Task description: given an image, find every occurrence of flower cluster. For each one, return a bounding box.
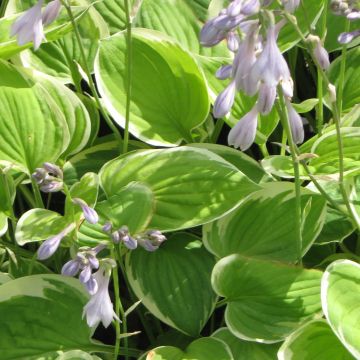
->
[11,0,61,50]
[104,223,167,252]
[200,0,330,151]
[32,162,63,193]
[331,0,360,43]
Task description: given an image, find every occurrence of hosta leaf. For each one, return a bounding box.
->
[321,260,360,359]
[0,61,69,172]
[0,274,110,359]
[100,147,260,231]
[15,209,69,245]
[95,28,210,146]
[135,0,228,57]
[278,320,354,360]
[212,254,322,342]
[126,233,217,336]
[140,337,233,360]
[212,328,280,360]
[97,182,155,234]
[204,182,327,262]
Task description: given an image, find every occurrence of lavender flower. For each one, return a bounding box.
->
[257,83,277,115]
[228,105,258,151]
[213,81,236,118]
[111,226,138,250]
[338,29,360,44]
[281,0,300,13]
[249,24,293,98]
[37,223,75,260]
[285,99,304,144]
[42,0,61,26]
[32,162,63,193]
[308,35,330,70]
[62,244,105,294]
[216,65,233,80]
[137,230,167,252]
[83,260,119,328]
[11,0,61,50]
[72,198,99,225]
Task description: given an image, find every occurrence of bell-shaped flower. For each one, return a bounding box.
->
[338,29,360,44]
[11,0,45,50]
[281,0,300,13]
[257,83,276,115]
[72,198,99,224]
[213,81,236,118]
[138,230,167,252]
[83,261,119,328]
[285,99,304,144]
[42,0,61,26]
[111,226,138,250]
[233,25,258,95]
[228,105,258,151]
[216,65,233,80]
[62,244,105,295]
[249,24,293,98]
[37,223,75,260]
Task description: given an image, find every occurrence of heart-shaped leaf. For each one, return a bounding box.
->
[126,233,217,336]
[212,254,323,342]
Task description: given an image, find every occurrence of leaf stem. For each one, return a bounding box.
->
[31,178,44,208]
[276,91,303,264]
[61,1,123,146]
[111,248,125,360]
[122,0,133,154]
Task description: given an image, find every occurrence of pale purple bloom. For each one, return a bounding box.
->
[241,0,260,15]
[347,10,360,20]
[37,223,75,260]
[338,29,360,44]
[11,0,61,50]
[213,81,236,118]
[111,226,138,250]
[137,230,167,252]
[62,244,105,295]
[281,0,300,12]
[32,162,63,193]
[309,36,330,70]
[83,261,119,328]
[11,0,44,50]
[227,0,242,16]
[285,99,304,144]
[42,0,61,26]
[200,18,227,46]
[257,83,276,115]
[233,25,258,95]
[216,65,233,80]
[102,221,112,233]
[228,105,258,151]
[227,32,239,52]
[249,25,293,98]
[72,198,99,224]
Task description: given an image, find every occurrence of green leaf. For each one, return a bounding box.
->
[0,274,110,359]
[55,350,102,360]
[315,208,354,245]
[212,327,280,360]
[70,172,99,207]
[8,256,52,278]
[97,182,155,234]
[327,47,360,113]
[15,209,69,245]
[100,147,260,231]
[0,212,8,236]
[278,320,354,360]
[204,182,327,262]
[261,155,310,179]
[321,260,360,359]
[0,61,69,172]
[140,337,233,360]
[0,6,85,59]
[135,0,228,57]
[126,233,217,336]
[292,99,319,114]
[95,28,210,146]
[212,254,322,342]
[188,143,268,183]
[0,273,12,285]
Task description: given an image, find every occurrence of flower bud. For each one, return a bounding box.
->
[213,81,236,118]
[216,65,233,80]
[73,198,99,225]
[285,99,304,144]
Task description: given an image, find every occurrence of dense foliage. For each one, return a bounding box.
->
[0,0,360,359]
